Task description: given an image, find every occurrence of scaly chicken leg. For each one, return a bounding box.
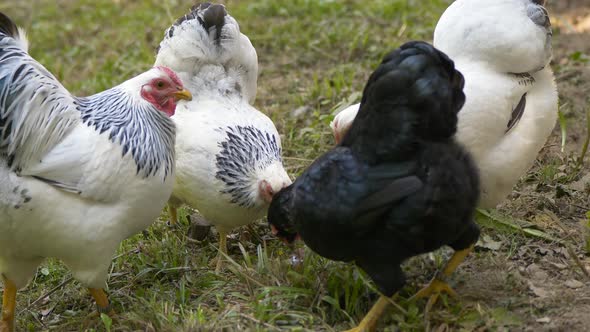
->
[410,244,475,312]
[214,229,228,273]
[167,205,178,226]
[88,288,114,315]
[0,275,16,332]
[343,296,393,332]
[208,227,230,273]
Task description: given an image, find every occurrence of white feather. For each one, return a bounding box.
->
[15,26,28,52]
[330,103,360,144]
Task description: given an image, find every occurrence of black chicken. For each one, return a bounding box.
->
[268,41,480,331]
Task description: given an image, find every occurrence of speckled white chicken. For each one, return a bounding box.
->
[330,0,557,209]
[0,12,191,332]
[155,3,291,271]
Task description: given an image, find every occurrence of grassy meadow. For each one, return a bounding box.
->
[0,0,589,331]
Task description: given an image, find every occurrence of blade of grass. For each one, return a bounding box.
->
[578,107,590,165]
[558,108,568,153]
[476,209,561,243]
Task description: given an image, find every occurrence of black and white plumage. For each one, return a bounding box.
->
[155,3,291,270]
[330,0,557,208]
[0,12,191,331]
[215,125,283,208]
[269,42,480,332]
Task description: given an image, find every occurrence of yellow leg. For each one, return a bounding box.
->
[167,205,178,225]
[1,276,17,332]
[214,229,228,273]
[343,296,392,332]
[88,288,114,316]
[410,245,475,312]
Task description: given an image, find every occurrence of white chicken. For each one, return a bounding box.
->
[0,12,191,332]
[155,3,291,271]
[330,0,557,208]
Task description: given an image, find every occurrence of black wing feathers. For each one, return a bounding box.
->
[356,176,422,216]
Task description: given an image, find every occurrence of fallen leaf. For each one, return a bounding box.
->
[565,279,584,289]
[536,317,551,324]
[549,262,568,270]
[476,235,502,251]
[570,173,590,192]
[40,307,53,317]
[528,281,549,298]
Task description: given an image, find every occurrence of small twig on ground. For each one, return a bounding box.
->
[21,276,74,314]
[238,313,281,331]
[578,107,590,166]
[112,248,140,261]
[566,244,590,281]
[558,109,568,153]
[283,157,314,162]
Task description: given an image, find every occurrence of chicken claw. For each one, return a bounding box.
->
[410,245,475,312]
[342,296,392,332]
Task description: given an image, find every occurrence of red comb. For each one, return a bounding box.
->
[155,66,183,87]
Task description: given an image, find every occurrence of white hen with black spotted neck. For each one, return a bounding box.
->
[155,3,291,271]
[0,11,191,331]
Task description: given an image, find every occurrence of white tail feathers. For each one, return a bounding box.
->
[154,4,258,104]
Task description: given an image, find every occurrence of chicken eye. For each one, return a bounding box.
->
[156,81,166,89]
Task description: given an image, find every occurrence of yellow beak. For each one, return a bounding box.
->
[173,88,192,101]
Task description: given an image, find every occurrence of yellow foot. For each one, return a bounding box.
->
[167,205,178,226]
[1,275,17,332]
[343,327,368,332]
[341,296,391,332]
[210,229,228,273]
[410,276,457,313]
[0,320,13,332]
[88,288,115,316]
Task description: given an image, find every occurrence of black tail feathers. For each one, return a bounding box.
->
[0,12,18,39]
[167,3,227,44]
[200,3,226,41]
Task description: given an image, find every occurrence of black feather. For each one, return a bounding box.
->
[0,12,18,39]
[506,93,526,133]
[201,4,226,45]
[267,41,480,297]
[168,3,227,45]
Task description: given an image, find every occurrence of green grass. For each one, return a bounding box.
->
[1,0,588,331]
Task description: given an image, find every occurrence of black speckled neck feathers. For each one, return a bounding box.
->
[77,89,176,179]
[215,125,281,208]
